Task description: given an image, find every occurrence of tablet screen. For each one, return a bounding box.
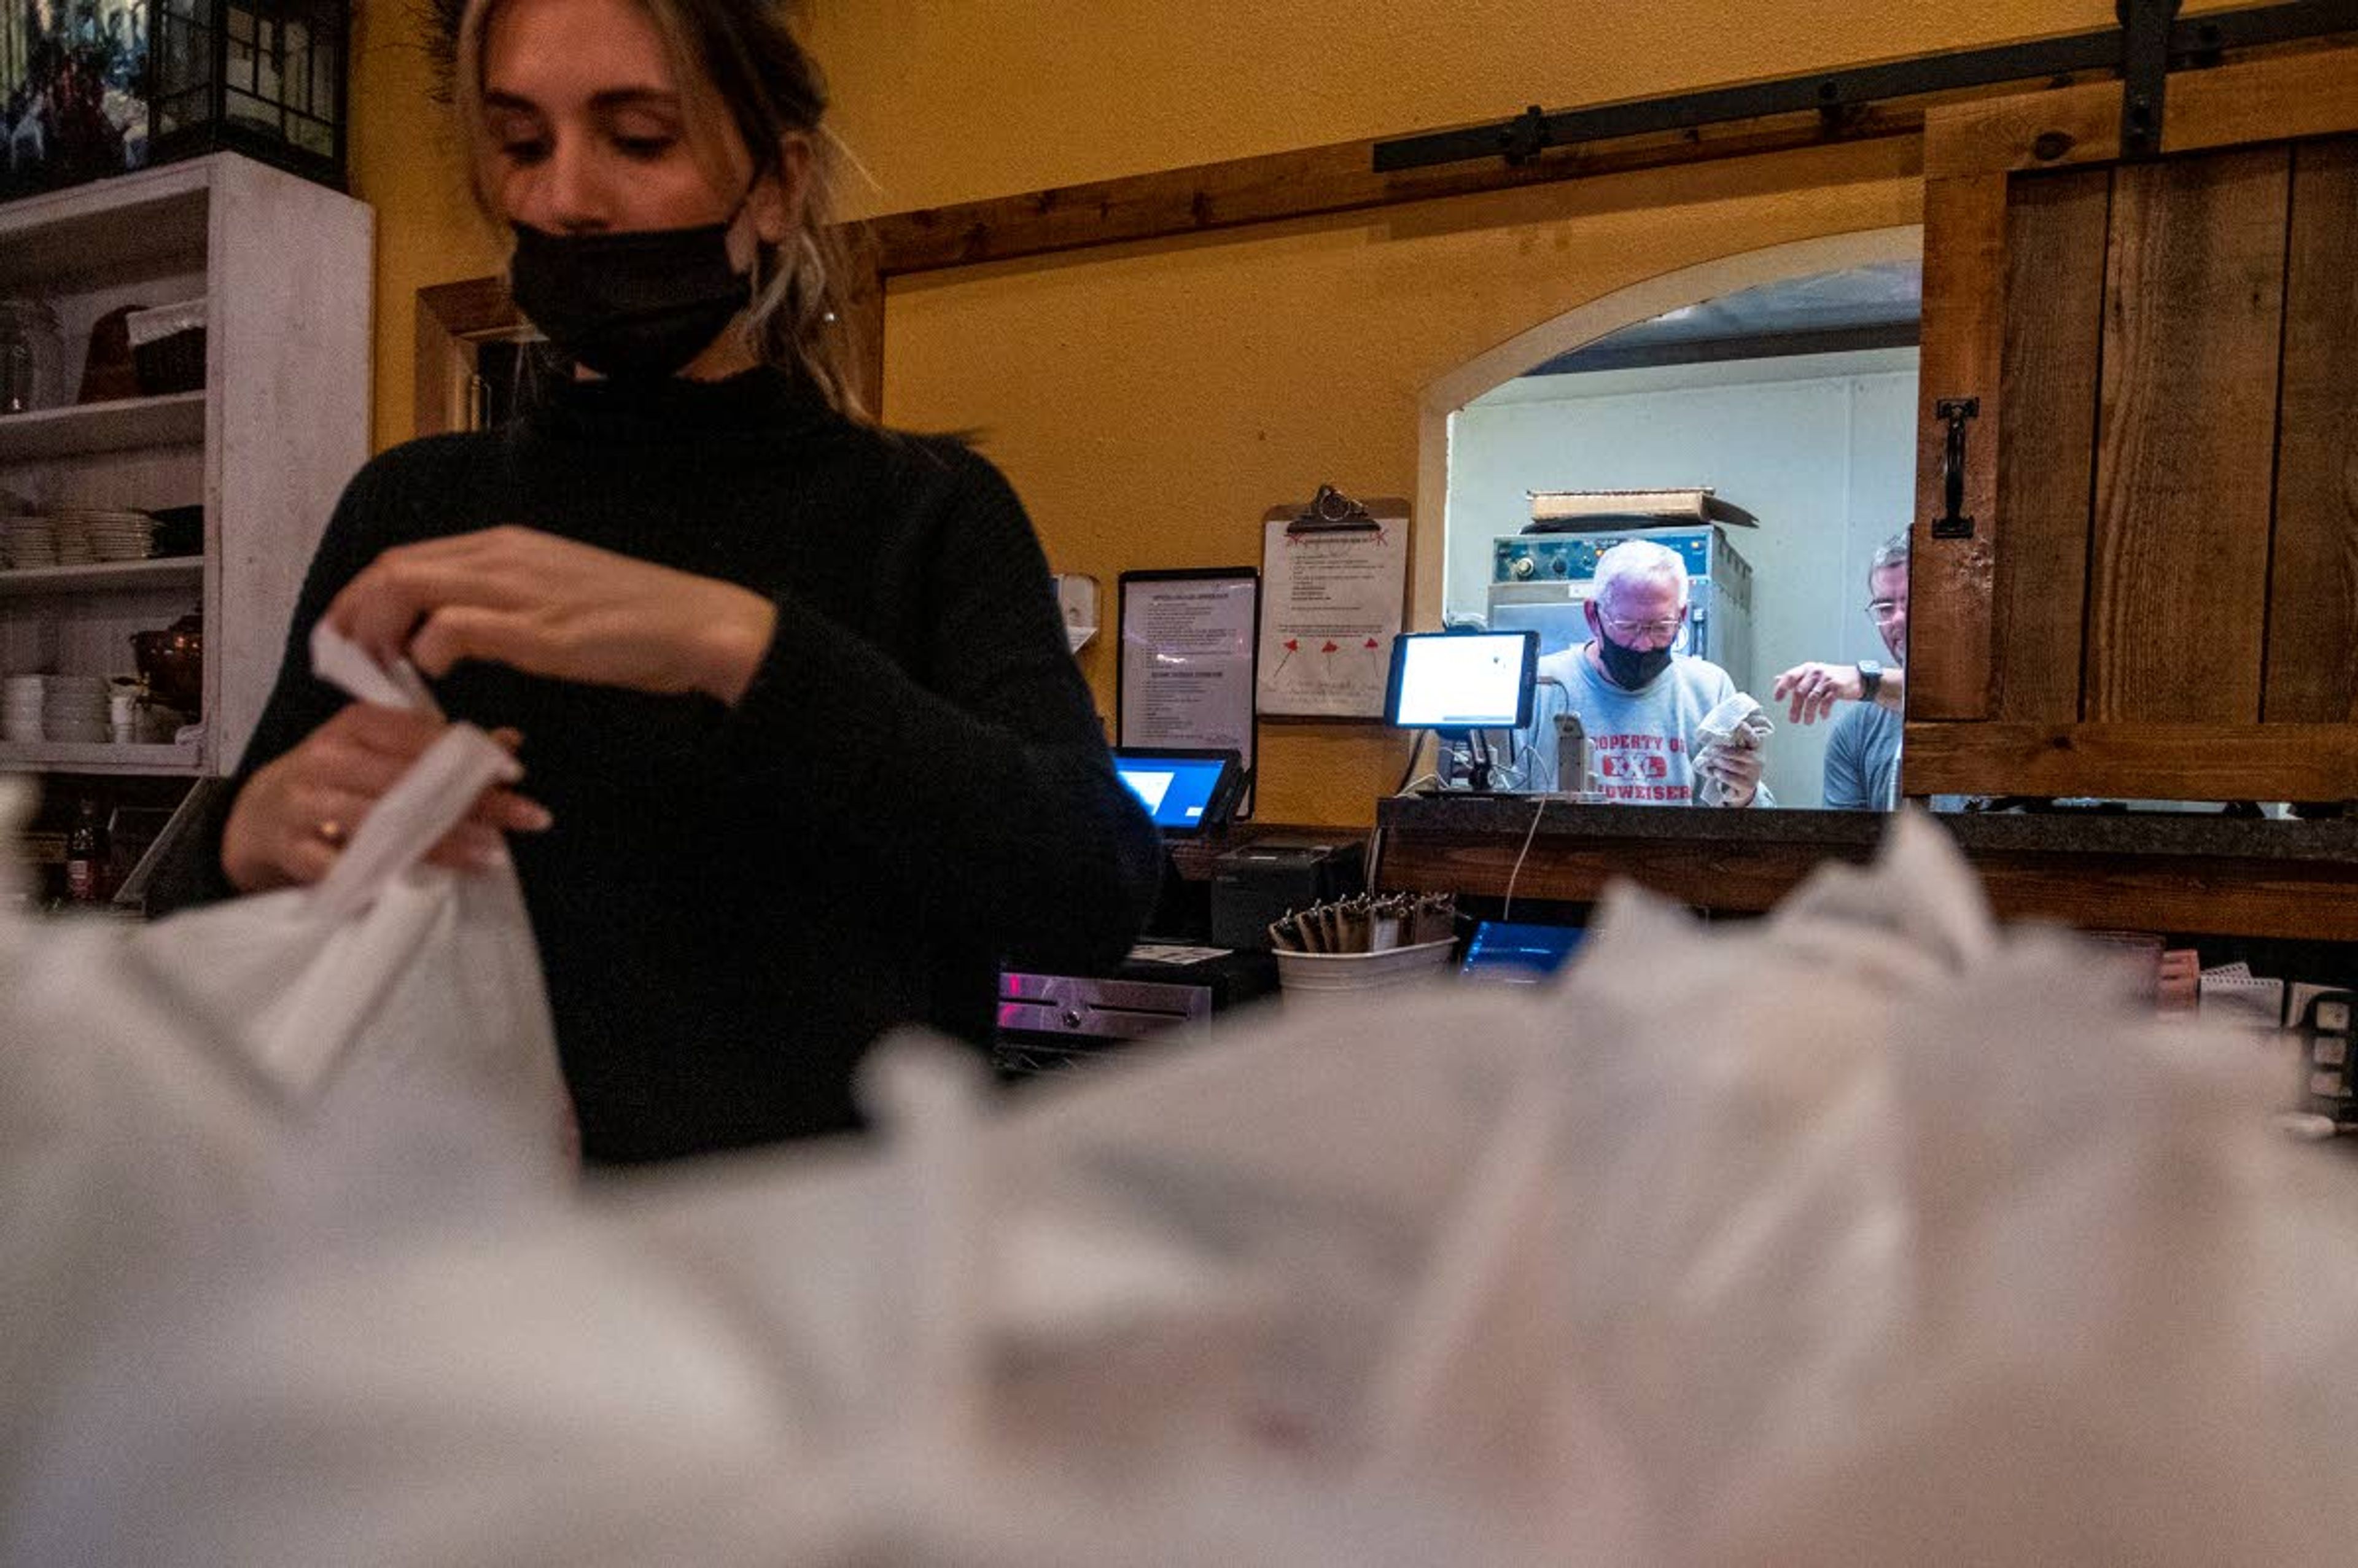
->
[1385,631,1538,729]
[1113,750,1240,833]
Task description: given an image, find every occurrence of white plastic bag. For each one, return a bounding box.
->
[133,624,570,1127]
[4,1030,1581,1568]
[0,627,569,1503]
[17,812,2358,1566]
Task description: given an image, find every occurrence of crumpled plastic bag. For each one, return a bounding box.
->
[0,627,570,1505]
[13,812,2358,1566]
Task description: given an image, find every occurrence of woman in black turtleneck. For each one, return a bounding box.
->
[204,0,1160,1164]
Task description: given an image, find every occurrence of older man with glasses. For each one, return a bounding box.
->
[1514,538,1769,805]
[1772,534,1911,810]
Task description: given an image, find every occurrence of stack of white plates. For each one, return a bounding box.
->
[47,514,93,566]
[68,510,158,562]
[41,675,110,743]
[1,516,56,570]
[3,675,47,741]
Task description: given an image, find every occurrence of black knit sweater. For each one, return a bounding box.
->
[206,367,1161,1163]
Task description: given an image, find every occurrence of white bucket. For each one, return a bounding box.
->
[1274,938,1457,1003]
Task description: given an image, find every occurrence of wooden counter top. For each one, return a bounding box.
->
[1372,798,2358,940]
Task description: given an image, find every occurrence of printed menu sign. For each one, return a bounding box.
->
[1116,570,1259,793]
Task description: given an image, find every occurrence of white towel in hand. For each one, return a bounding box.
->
[1694,692,1773,807]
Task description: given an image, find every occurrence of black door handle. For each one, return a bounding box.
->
[1933,396,1979,539]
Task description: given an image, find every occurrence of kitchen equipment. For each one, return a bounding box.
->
[994,946,1277,1077]
[0,299,65,414]
[131,611,204,718]
[1487,523,1757,694]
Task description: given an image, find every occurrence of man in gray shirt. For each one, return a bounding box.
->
[1773,534,1909,810]
[1515,540,1768,805]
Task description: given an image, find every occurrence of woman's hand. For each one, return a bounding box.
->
[221,704,551,893]
[325,526,779,705]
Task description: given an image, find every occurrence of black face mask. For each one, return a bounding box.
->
[508,219,749,382]
[1593,627,1673,689]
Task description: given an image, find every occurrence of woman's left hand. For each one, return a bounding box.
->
[325,526,779,704]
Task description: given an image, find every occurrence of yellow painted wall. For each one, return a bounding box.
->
[801,0,2134,216]
[348,0,2184,824]
[350,0,505,450]
[881,142,1922,822]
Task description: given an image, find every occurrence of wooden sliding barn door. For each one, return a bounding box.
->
[1904,47,2358,801]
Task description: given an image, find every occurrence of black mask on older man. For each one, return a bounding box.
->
[508,219,749,382]
[1593,627,1674,689]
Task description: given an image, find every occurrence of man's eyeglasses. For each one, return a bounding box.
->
[1598,615,1685,642]
[1866,599,1905,624]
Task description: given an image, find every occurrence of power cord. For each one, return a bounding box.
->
[1393,729,1428,796]
[1501,795,1550,922]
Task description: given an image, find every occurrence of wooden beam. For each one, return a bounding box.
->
[862,92,1985,278]
[1902,721,2358,799]
[1923,74,2123,177]
[1923,44,2358,177]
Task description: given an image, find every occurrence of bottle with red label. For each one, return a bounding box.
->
[64,797,108,905]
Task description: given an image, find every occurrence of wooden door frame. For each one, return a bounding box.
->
[1905,45,2358,797]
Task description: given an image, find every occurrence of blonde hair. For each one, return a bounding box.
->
[453,0,870,421]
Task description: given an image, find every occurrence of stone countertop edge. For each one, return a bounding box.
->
[1373,796,2358,864]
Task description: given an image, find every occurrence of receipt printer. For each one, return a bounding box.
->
[1210,836,1366,950]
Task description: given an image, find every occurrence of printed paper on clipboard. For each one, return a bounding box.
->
[1257,487,1409,718]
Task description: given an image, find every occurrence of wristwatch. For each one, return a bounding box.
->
[1856,659,1884,701]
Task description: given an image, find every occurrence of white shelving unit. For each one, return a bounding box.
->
[0,557,205,597]
[0,154,374,782]
[0,391,208,463]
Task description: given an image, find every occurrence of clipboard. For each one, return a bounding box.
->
[1258,486,1410,720]
[1283,484,1389,534]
